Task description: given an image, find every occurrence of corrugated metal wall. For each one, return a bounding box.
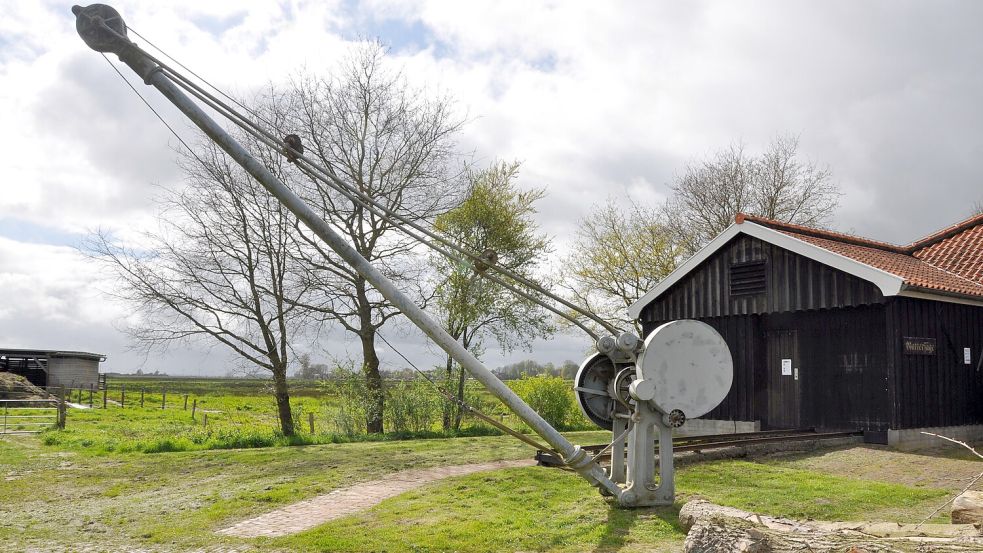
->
[887,297,983,429]
[641,234,885,324]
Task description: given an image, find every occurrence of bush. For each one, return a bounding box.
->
[330,364,369,436]
[385,377,442,433]
[510,375,577,429]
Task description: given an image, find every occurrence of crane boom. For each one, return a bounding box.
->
[71,3,623,498]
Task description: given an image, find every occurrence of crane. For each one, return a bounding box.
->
[70,3,733,507]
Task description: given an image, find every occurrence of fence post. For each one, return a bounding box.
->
[89,384,93,408]
[161,390,166,410]
[183,394,188,410]
[309,412,315,434]
[77,388,82,403]
[203,412,207,427]
[121,384,125,408]
[140,388,145,408]
[102,386,107,409]
[57,386,66,429]
[191,398,197,420]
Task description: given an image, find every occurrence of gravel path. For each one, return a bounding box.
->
[216,459,536,538]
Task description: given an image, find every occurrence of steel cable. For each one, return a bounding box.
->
[95,16,622,339]
[122,25,620,337]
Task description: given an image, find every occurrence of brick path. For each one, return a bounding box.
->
[216,459,536,538]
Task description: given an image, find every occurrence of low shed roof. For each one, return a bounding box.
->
[0,349,107,362]
[628,212,983,319]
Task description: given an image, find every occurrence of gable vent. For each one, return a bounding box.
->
[730,260,766,296]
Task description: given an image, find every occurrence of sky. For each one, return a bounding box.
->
[1,0,982,376]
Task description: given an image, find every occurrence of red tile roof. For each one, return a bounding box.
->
[737,213,983,299]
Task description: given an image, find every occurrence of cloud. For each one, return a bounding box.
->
[3,1,983,375]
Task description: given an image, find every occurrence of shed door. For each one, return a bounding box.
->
[765,330,800,429]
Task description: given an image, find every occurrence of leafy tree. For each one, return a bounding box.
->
[296,353,330,380]
[559,360,579,380]
[433,161,554,429]
[564,200,682,335]
[664,134,840,254]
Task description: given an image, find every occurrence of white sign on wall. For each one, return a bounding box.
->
[781,358,792,376]
[965,348,972,365]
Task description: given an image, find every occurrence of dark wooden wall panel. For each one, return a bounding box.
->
[644,304,890,431]
[640,234,885,324]
[642,315,758,422]
[886,298,983,429]
[763,307,889,430]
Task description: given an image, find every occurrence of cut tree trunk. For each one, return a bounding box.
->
[679,499,983,553]
[952,491,983,525]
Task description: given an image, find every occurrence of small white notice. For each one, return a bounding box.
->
[965,348,972,365]
[781,358,792,376]
[794,367,799,380]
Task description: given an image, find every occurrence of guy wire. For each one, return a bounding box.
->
[102,29,622,338]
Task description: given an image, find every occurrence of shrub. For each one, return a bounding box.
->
[384,377,441,433]
[330,364,369,436]
[510,375,577,429]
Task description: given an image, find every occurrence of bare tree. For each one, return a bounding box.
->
[564,200,683,335]
[664,134,839,254]
[84,138,312,436]
[283,44,463,433]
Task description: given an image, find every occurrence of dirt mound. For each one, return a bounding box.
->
[0,372,50,400]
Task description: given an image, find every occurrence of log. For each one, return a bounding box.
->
[952,491,983,525]
[679,499,983,553]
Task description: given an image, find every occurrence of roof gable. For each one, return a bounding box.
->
[628,213,983,319]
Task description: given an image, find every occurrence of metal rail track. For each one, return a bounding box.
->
[535,428,863,467]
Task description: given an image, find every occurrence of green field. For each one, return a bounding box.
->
[47,375,590,454]
[1,376,970,552]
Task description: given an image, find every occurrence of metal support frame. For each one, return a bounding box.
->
[72,4,623,499]
[622,406,674,506]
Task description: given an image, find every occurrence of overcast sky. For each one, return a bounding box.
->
[1,1,981,376]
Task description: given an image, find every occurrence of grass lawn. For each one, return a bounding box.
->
[45,392,335,453]
[0,430,952,553]
[45,376,591,454]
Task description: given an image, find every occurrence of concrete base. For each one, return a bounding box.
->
[676,418,760,436]
[888,424,983,450]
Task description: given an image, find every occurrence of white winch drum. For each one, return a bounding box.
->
[636,320,734,420]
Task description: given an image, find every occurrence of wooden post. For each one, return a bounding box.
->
[191,398,197,420]
[57,386,66,429]
[309,412,315,434]
[140,388,145,408]
[77,388,82,403]
[88,384,93,408]
[183,394,188,410]
[102,386,107,409]
[203,413,207,427]
[161,390,166,410]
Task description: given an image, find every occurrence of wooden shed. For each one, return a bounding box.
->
[0,349,106,389]
[629,213,983,446]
